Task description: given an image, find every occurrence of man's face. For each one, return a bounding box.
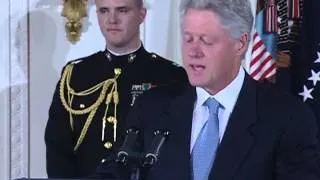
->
[95,0,146,48]
[182,8,245,94]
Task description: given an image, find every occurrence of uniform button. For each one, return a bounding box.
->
[101,158,106,163]
[80,104,85,108]
[107,116,116,124]
[152,54,157,58]
[114,68,122,75]
[104,142,113,149]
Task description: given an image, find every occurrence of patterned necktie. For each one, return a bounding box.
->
[192,97,220,180]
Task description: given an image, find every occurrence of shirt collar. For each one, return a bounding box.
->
[195,67,245,111]
[107,42,142,56]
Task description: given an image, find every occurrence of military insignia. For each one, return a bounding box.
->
[130,83,155,106]
[130,93,139,107]
[106,52,112,61]
[128,54,136,63]
[142,83,152,91]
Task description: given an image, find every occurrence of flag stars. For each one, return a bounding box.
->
[300,51,320,102]
[299,85,314,102]
[308,70,320,86]
[314,51,320,63]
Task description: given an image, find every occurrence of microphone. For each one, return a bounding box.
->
[116,128,140,165]
[141,129,170,168]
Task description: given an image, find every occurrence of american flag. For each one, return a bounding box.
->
[249,30,277,80]
[249,0,277,81]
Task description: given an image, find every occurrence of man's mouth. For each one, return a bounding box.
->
[107,28,121,32]
[190,64,205,72]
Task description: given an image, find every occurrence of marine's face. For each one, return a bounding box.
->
[182,8,244,94]
[95,0,146,48]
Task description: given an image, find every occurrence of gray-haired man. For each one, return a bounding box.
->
[110,0,320,179]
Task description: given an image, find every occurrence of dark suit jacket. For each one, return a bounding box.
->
[126,75,320,180]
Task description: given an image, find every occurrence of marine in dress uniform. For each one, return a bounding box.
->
[45,44,188,178]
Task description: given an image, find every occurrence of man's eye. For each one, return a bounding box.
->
[183,34,193,43]
[200,36,214,45]
[99,8,108,14]
[119,8,129,13]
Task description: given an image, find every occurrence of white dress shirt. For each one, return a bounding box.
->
[190,67,245,153]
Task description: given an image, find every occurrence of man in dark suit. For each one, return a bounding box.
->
[120,0,320,179]
[44,0,187,178]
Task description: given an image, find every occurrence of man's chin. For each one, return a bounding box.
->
[188,78,206,87]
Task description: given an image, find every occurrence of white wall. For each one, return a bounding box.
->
[144,0,183,63]
[0,1,11,179]
[0,0,10,92]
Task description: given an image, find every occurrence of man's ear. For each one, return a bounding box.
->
[139,8,147,24]
[236,33,249,56]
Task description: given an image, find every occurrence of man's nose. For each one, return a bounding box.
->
[108,12,118,24]
[188,43,204,58]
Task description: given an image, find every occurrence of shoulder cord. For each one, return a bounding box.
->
[59,64,121,151]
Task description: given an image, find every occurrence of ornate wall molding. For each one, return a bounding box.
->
[9,0,30,179]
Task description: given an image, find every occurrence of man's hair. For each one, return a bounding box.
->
[180,0,253,41]
[136,0,143,8]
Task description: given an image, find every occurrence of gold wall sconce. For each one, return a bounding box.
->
[61,0,88,44]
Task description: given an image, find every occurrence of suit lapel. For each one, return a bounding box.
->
[210,75,257,180]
